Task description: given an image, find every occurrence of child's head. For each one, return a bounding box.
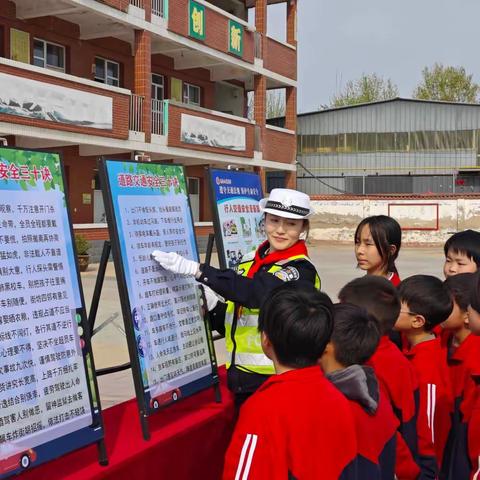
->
[468,272,480,335]
[320,303,380,373]
[354,215,402,276]
[396,275,453,334]
[443,230,480,278]
[258,282,334,369]
[443,273,475,332]
[338,276,400,335]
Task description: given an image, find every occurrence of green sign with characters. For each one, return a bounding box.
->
[189,0,205,41]
[228,19,244,57]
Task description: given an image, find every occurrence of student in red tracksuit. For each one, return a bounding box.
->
[354,215,402,286]
[466,273,480,479]
[395,275,454,473]
[443,230,480,278]
[442,273,480,478]
[223,283,357,480]
[339,276,437,479]
[321,303,399,479]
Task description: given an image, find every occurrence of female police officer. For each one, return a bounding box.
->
[152,188,321,404]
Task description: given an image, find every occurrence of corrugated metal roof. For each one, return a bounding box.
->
[297,97,480,118]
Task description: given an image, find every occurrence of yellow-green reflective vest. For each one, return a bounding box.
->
[225,253,321,375]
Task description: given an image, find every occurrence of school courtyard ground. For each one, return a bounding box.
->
[83,242,446,409]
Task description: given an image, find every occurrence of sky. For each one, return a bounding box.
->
[266,0,480,113]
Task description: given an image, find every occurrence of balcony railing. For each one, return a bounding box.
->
[151,99,166,135]
[129,0,143,7]
[152,0,166,18]
[129,94,144,132]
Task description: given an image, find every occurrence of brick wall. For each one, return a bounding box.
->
[168,103,255,157]
[185,164,212,221]
[264,37,297,80]
[0,63,130,139]
[98,0,130,12]
[168,0,254,63]
[263,128,296,164]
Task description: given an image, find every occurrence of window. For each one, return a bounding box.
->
[183,82,200,106]
[94,57,120,86]
[151,74,164,101]
[358,133,377,152]
[33,38,65,72]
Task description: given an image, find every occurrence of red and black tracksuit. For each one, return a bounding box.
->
[442,332,480,479]
[404,337,453,472]
[327,364,399,479]
[223,366,357,480]
[469,372,480,479]
[368,336,438,479]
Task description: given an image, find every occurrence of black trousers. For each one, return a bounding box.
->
[227,365,270,408]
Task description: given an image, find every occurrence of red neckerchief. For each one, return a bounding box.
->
[246,240,308,278]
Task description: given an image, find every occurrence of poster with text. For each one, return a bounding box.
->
[99,159,218,421]
[0,147,104,479]
[208,169,265,269]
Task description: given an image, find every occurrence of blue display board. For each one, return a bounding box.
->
[208,169,265,269]
[0,147,105,479]
[99,159,219,438]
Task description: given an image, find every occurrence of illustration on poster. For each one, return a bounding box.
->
[222,219,238,237]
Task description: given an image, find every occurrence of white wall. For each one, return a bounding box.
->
[310,197,480,244]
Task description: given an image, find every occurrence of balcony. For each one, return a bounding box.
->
[263,124,296,164]
[263,37,297,81]
[167,0,255,64]
[161,100,255,157]
[0,58,130,141]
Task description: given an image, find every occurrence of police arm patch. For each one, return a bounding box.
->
[273,266,300,282]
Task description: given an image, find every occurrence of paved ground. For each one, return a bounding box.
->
[82,241,446,408]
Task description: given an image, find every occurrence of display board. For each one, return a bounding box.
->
[99,159,219,439]
[0,147,105,479]
[208,169,265,269]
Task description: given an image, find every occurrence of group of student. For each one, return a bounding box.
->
[151,188,480,479]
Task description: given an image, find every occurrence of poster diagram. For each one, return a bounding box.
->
[99,159,218,438]
[0,147,105,479]
[208,169,265,269]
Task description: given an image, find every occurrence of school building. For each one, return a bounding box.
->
[290,98,480,195]
[0,0,298,253]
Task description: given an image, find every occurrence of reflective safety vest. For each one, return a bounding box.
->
[225,254,321,375]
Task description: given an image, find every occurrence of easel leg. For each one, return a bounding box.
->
[97,438,109,466]
[214,382,222,404]
[88,241,111,337]
[140,412,151,441]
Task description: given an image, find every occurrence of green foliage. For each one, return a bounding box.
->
[331,73,399,107]
[122,161,187,196]
[75,234,90,255]
[0,148,63,193]
[413,63,479,103]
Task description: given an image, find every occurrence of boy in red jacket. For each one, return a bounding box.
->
[320,303,399,479]
[395,275,453,473]
[339,276,437,479]
[223,283,357,480]
[466,272,480,479]
[442,273,480,478]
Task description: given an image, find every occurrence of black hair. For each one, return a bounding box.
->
[444,230,480,268]
[444,273,476,311]
[258,282,334,368]
[331,303,381,367]
[398,275,453,331]
[471,272,480,314]
[355,215,402,275]
[338,276,400,335]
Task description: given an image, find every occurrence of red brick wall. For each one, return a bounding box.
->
[185,164,213,221]
[264,37,297,80]
[0,10,135,89]
[263,128,296,164]
[168,103,254,157]
[168,0,254,63]
[0,63,130,139]
[99,0,130,12]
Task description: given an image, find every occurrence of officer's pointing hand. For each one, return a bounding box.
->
[151,250,199,276]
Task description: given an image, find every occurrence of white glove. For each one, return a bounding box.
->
[151,250,199,276]
[202,285,221,311]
